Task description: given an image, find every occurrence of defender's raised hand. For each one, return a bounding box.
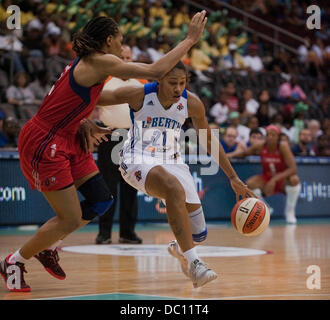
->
[186,10,208,44]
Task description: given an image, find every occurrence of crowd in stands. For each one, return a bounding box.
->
[0,0,329,157]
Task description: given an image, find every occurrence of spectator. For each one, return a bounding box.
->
[246,128,264,147]
[190,42,213,82]
[209,91,229,126]
[287,4,305,27]
[311,82,326,107]
[23,19,45,57]
[43,24,66,58]
[310,82,328,118]
[267,49,291,79]
[219,43,245,72]
[311,38,325,63]
[243,33,264,57]
[297,37,311,64]
[277,74,307,103]
[243,44,264,73]
[313,134,330,157]
[28,70,52,104]
[200,34,221,61]
[305,47,323,78]
[6,72,39,120]
[0,116,20,149]
[250,0,268,15]
[220,125,246,157]
[246,115,259,130]
[281,118,296,144]
[292,102,309,144]
[246,115,266,135]
[0,111,6,147]
[256,89,276,126]
[132,38,152,63]
[224,81,239,112]
[308,119,323,145]
[321,118,330,138]
[256,103,271,127]
[227,111,250,144]
[0,28,25,74]
[242,88,259,115]
[146,38,164,63]
[173,4,190,28]
[149,0,170,29]
[291,128,315,156]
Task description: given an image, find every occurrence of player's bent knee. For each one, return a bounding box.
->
[78,173,114,221]
[61,217,81,234]
[168,186,186,204]
[166,178,185,197]
[289,175,300,186]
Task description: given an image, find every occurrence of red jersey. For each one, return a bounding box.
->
[260,144,287,180]
[18,57,104,191]
[36,57,105,134]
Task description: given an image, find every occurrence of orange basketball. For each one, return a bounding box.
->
[231,198,270,236]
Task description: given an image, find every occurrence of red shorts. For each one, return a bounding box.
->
[18,117,98,191]
[260,174,285,195]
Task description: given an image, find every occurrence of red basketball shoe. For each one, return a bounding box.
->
[34,249,66,280]
[0,255,31,292]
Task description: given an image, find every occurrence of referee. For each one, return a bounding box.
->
[95,45,146,244]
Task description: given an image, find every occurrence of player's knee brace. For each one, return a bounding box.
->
[78,173,114,221]
[189,207,207,242]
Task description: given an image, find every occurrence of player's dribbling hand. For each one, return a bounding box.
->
[186,10,208,44]
[78,118,113,152]
[230,176,258,201]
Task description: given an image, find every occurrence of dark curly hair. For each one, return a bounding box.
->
[72,16,119,57]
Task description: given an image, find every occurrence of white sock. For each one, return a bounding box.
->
[8,249,29,264]
[285,184,301,219]
[252,188,264,200]
[48,240,63,251]
[183,247,200,266]
[189,207,207,242]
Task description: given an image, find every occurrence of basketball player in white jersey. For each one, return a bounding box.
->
[84,61,256,288]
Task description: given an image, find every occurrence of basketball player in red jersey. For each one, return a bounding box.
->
[229,125,301,224]
[0,13,207,292]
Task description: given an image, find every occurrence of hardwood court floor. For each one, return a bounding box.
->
[0,219,329,300]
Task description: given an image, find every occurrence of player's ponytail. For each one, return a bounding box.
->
[72,16,119,57]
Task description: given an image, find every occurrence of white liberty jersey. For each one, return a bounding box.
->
[121,82,188,164]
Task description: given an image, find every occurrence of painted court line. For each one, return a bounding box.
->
[34,292,330,300]
[34,292,186,300]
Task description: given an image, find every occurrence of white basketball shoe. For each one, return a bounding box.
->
[188,259,218,288]
[168,240,218,288]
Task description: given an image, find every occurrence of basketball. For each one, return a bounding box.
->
[231,198,270,236]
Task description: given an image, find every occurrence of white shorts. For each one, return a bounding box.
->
[119,155,201,204]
